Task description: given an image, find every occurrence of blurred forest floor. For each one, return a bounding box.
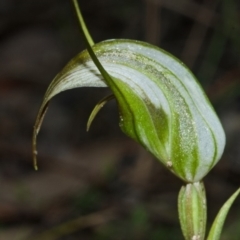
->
[0,0,240,239]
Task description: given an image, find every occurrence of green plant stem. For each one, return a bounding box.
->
[72,0,118,88]
[72,0,94,46]
[72,0,121,102]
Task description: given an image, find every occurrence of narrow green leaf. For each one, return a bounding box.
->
[207,188,240,240]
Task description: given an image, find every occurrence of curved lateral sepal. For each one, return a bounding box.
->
[87,94,115,131]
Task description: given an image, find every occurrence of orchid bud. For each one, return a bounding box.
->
[178,182,206,240]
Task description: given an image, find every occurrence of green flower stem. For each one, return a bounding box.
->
[72,0,94,46]
[178,182,207,240]
[72,0,117,91]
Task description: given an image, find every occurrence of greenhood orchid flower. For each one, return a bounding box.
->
[32,2,240,240]
[33,38,225,183]
[32,0,226,184]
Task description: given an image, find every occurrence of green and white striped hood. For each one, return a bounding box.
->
[33,39,225,182]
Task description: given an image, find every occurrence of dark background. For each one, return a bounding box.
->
[0,0,240,239]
